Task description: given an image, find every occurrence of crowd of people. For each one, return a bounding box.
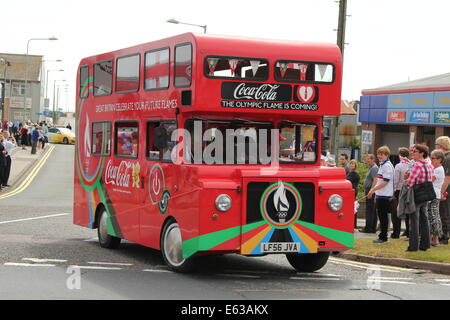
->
[0,120,58,192]
[358,137,450,252]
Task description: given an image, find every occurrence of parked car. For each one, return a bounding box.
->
[47,127,76,144]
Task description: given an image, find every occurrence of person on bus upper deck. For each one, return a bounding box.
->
[367,146,394,244]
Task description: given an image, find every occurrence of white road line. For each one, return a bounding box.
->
[217,273,261,279]
[435,279,450,282]
[69,265,122,270]
[375,280,415,285]
[329,257,423,273]
[370,277,413,280]
[296,273,341,277]
[87,261,133,266]
[83,237,98,242]
[142,269,172,273]
[0,213,69,225]
[22,258,67,263]
[4,262,56,267]
[290,277,341,281]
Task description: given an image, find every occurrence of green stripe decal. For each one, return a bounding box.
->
[298,221,354,248]
[182,221,266,259]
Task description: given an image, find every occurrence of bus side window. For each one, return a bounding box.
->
[147,121,161,160]
[79,65,89,98]
[174,43,192,88]
[92,121,111,156]
[115,122,139,158]
[146,121,177,162]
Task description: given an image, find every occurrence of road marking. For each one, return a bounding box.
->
[217,273,261,279]
[435,279,450,282]
[0,213,69,225]
[329,257,425,273]
[0,145,55,199]
[87,261,133,266]
[69,265,122,270]
[22,258,67,263]
[375,280,415,285]
[296,273,341,277]
[290,276,341,281]
[83,237,98,242]
[142,269,172,273]
[4,262,56,267]
[370,276,413,280]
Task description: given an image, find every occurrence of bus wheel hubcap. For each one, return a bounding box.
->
[164,223,184,266]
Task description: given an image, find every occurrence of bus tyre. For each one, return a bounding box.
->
[63,137,69,144]
[161,221,196,273]
[285,252,330,272]
[97,209,121,249]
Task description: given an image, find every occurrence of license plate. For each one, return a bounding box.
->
[260,242,301,253]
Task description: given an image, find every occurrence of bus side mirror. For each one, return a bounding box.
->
[154,126,168,149]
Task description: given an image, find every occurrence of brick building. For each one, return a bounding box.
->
[0,53,43,122]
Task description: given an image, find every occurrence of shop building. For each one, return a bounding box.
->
[359,73,450,156]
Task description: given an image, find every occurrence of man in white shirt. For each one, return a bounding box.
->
[367,146,394,243]
[2,131,16,187]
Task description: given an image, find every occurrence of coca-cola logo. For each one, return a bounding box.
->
[105,160,132,188]
[222,82,291,102]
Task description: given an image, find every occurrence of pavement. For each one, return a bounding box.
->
[3,146,450,275]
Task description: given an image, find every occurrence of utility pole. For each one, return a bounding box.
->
[333,0,348,157]
[336,0,347,62]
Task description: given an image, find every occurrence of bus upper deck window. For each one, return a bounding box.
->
[116,54,140,93]
[274,61,334,84]
[94,60,113,96]
[175,43,192,88]
[145,48,169,90]
[79,66,89,98]
[205,57,268,80]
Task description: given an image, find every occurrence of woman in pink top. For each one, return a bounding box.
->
[405,144,434,252]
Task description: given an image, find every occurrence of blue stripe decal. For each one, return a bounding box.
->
[288,228,310,253]
[251,228,275,255]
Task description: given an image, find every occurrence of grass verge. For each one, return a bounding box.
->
[349,238,450,264]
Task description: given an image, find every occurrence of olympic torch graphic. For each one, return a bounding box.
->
[273,181,289,223]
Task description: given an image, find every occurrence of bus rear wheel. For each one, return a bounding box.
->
[161,221,196,273]
[285,252,330,272]
[97,209,121,249]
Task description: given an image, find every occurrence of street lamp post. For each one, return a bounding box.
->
[167,18,207,33]
[23,37,57,123]
[53,79,65,125]
[0,58,11,124]
[46,69,64,101]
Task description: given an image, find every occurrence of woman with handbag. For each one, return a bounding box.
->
[405,144,435,252]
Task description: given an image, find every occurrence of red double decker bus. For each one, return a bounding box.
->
[74,33,354,272]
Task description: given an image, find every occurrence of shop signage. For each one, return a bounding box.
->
[434,111,450,124]
[410,111,430,123]
[388,111,406,122]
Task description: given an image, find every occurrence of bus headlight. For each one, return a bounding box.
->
[215,194,232,212]
[328,194,343,212]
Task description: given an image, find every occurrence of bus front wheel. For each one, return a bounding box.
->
[97,209,121,249]
[285,252,330,272]
[161,220,196,273]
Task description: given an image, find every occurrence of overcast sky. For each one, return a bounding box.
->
[1,0,449,112]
